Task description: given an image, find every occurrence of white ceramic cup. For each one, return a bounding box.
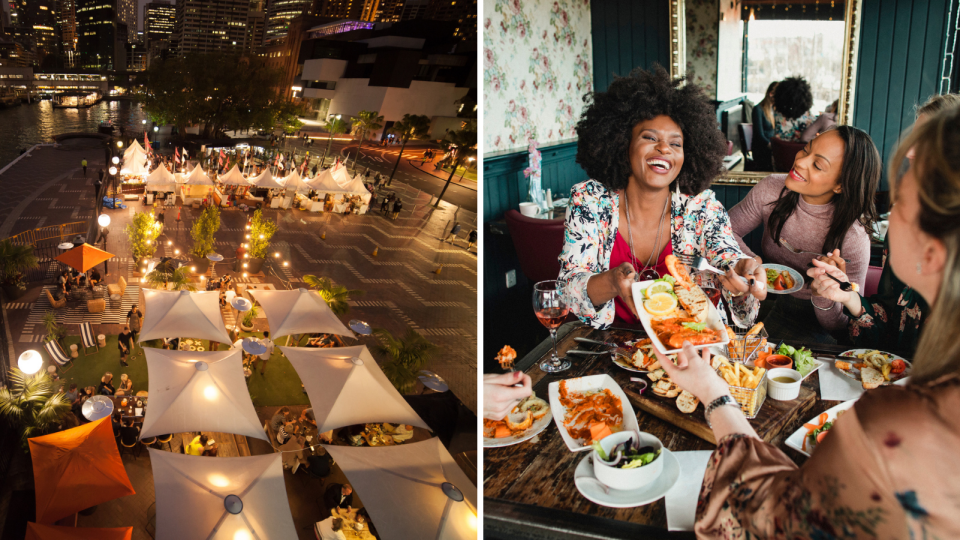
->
[592,431,664,491]
[518,202,541,217]
[767,367,802,401]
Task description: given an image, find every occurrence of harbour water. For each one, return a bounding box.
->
[0,100,147,168]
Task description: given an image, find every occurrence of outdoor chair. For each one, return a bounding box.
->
[43,339,72,373]
[79,322,99,355]
[86,298,105,314]
[45,288,66,309]
[107,276,127,298]
[119,425,142,459]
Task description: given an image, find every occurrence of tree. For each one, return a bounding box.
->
[323,117,350,168]
[248,209,278,259]
[0,239,38,293]
[302,275,363,316]
[126,211,162,262]
[434,128,477,207]
[386,114,431,186]
[145,266,196,291]
[372,328,437,394]
[190,205,221,259]
[350,110,384,174]
[0,368,70,452]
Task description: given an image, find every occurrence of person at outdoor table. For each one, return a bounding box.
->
[118,326,133,366]
[558,66,767,330]
[653,104,960,539]
[324,483,354,513]
[118,373,133,394]
[163,336,179,351]
[201,437,219,457]
[316,517,346,540]
[751,81,778,170]
[88,268,101,287]
[772,76,816,142]
[728,126,881,343]
[185,434,204,456]
[111,411,122,437]
[270,407,290,433]
[63,383,79,404]
[98,373,115,395]
[299,407,316,427]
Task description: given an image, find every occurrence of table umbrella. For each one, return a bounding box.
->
[324,438,477,540]
[140,347,267,441]
[280,345,428,434]
[28,417,136,524]
[26,523,132,540]
[149,450,298,540]
[139,289,232,345]
[54,243,116,273]
[248,288,351,338]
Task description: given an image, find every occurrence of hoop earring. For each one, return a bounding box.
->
[916,262,922,274]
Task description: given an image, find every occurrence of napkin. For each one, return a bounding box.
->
[818,358,864,401]
[665,450,712,531]
[135,407,143,416]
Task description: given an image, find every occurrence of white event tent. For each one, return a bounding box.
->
[149,451,298,540]
[279,169,308,192]
[182,163,215,186]
[324,438,478,540]
[281,345,429,434]
[139,290,233,345]
[339,174,373,203]
[248,288,352,338]
[123,139,145,159]
[144,164,177,193]
[140,348,267,441]
[248,168,282,190]
[304,168,346,194]
[121,152,148,176]
[218,164,250,186]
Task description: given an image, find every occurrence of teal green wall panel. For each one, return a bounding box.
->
[591,0,669,92]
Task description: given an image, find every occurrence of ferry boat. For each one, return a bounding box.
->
[53,91,101,109]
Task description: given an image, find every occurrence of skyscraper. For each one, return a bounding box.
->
[58,0,77,58]
[76,0,124,69]
[426,0,476,40]
[118,0,135,42]
[144,1,174,49]
[264,0,312,44]
[12,0,59,65]
[173,0,248,55]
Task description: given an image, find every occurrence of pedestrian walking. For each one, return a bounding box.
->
[391,198,402,220]
[81,158,87,177]
[157,208,165,226]
[257,331,275,375]
[118,326,133,367]
[467,229,478,250]
[380,194,392,213]
[445,221,462,244]
[126,305,143,356]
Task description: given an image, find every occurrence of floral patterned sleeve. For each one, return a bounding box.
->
[558,181,617,329]
[697,191,759,326]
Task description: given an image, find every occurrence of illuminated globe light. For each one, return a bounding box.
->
[98,214,111,227]
[242,263,248,268]
[142,119,147,125]
[167,241,172,246]
[259,235,264,239]
[203,385,217,401]
[245,234,250,239]
[111,156,120,166]
[153,126,159,132]
[18,350,42,374]
[145,240,151,245]
[208,474,230,488]
[116,140,123,148]
[190,267,196,272]
[242,272,248,277]
[283,262,288,267]
[109,166,117,175]
[274,252,279,258]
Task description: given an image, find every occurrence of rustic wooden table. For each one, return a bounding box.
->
[178,431,250,457]
[484,322,858,539]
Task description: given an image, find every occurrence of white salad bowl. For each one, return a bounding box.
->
[592,430,664,491]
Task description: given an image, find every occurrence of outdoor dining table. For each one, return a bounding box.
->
[178,431,249,457]
[109,396,146,421]
[484,321,880,539]
[330,508,376,540]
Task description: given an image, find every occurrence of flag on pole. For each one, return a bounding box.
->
[218,148,225,168]
[174,147,180,164]
[144,133,152,155]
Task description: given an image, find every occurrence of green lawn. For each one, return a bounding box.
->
[50,332,309,407]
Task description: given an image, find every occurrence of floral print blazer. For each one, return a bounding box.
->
[558,180,758,329]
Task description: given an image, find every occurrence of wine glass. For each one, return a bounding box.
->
[533,280,571,372]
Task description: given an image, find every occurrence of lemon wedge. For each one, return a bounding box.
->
[645,281,673,298]
[644,292,678,316]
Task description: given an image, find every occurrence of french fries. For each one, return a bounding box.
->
[714,354,765,389]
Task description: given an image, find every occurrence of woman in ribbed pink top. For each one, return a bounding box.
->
[729,127,881,343]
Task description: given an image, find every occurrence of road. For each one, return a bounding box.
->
[279,137,478,213]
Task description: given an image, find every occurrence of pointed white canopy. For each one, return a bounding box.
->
[123,139,145,158]
[279,169,308,192]
[121,152,148,176]
[339,174,373,203]
[218,164,250,186]
[305,168,349,194]
[183,163,214,186]
[145,164,177,192]
[248,288,352,338]
[149,450,298,540]
[281,345,429,434]
[139,289,233,345]
[140,348,266,441]
[331,162,352,186]
[248,168,282,189]
[324,438,477,540]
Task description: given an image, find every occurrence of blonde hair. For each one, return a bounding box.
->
[102,372,113,383]
[890,102,960,384]
[120,374,128,382]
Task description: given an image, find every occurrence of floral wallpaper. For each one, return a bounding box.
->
[685,0,719,100]
[483,0,593,154]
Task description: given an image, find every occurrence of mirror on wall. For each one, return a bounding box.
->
[672,0,862,182]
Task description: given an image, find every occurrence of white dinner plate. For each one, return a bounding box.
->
[573,449,681,507]
[631,280,730,355]
[836,349,911,385]
[548,374,641,452]
[763,264,804,295]
[784,398,858,457]
[483,412,553,448]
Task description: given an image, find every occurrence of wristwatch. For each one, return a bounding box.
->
[704,395,739,428]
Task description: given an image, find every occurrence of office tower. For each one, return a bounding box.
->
[426,0,475,40]
[58,0,77,56]
[76,0,124,69]
[400,0,429,21]
[246,10,265,53]
[173,0,248,55]
[118,0,135,41]
[264,0,311,44]
[13,0,59,64]
[314,0,374,21]
[372,0,403,22]
[144,1,174,49]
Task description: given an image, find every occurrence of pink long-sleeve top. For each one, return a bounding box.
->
[728,174,870,332]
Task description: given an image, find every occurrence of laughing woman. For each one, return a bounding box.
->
[559,66,767,329]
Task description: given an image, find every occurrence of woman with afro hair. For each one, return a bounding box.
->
[773,76,816,142]
[558,66,768,331]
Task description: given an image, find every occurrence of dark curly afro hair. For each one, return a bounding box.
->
[575,65,726,195]
[773,77,813,120]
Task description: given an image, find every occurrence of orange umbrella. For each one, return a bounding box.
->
[28,417,136,524]
[26,523,133,540]
[54,243,115,273]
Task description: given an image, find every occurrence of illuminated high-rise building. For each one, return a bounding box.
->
[144,1,174,49]
[12,0,59,65]
[265,0,312,44]
[76,0,126,69]
[118,0,135,42]
[426,0,475,40]
[173,0,247,55]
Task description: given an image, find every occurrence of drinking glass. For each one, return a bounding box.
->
[533,280,571,372]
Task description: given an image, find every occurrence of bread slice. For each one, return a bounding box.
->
[647,368,665,382]
[676,390,700,413]
[655,380,674,394]
[861,367,884,390]
[674,284,710,323]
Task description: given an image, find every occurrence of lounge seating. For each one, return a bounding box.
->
[87,298,105,313]
[80,322,99,355]
[44,339,72,372]
[45,289,66,309]
[107,276,127,298]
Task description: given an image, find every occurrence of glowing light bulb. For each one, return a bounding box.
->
[145,240,151,245]
[174,249,180,255]
[203,385,217,400]
[283,262,288,267]
[245,234,250,239]
[190,267,196,272]
[167,241,172,246]
[208,474,229,487]
[259,234,264,239]
[242,272,248,277]
[274,252,279,258]
[233,531,252,540]
[242,263,248,268]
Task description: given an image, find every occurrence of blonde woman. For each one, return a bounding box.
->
[654,104,960,538]
[118,373,133,393]
[98,373,115,396]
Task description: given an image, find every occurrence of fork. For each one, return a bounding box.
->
[675,254,749,285]
[778,238,826,259]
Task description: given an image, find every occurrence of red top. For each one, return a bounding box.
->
[609,230,672,324]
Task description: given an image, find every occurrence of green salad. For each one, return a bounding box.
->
[778,344,815,376]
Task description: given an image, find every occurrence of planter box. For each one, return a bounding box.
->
[245,257,265,274]
[190,255,210,274]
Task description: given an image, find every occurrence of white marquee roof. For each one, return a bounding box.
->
[183,163,215,186]
[145,164,177,192]
[305,168,347,193]
[149,450,298,540]
[218,164,250,186]
[280,345,428,434]
[123,139,145,158]
[139,289,232,345]
[248,168,282,189]
[248,288,352,338]
[140,348,266,441]
[324,438,477,540]
[279,169,308,192]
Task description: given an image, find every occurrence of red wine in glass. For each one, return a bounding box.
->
[701,287,721,307]
[533,280,571,372]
